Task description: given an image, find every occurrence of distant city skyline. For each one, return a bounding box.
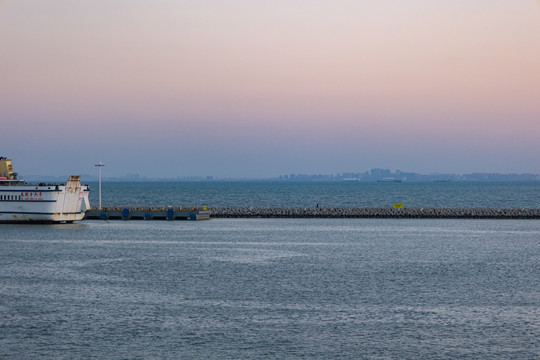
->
[23,168,540,183]
[1,1,539,178]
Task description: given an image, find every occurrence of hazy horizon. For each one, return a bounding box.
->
[1,1,539,178]
[21,168,540,182]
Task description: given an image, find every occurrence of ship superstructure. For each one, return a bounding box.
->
[0,157,90,223]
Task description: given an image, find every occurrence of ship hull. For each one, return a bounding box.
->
[0,178,90,224]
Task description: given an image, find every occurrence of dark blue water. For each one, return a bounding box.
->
[1,219,539,359]
[86,181,540,208]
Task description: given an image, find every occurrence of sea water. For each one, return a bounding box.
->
[86,181,540,208]
[1,218,539,359]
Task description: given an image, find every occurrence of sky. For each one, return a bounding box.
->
[1,0,539,178]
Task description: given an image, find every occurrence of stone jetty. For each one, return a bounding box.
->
[84,206,540,220]
[209,207,540,219]
[85,206,210,220]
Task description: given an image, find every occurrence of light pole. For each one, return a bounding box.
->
[94,162,105,210]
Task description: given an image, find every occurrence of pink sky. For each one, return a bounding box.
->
[1,0,539,177]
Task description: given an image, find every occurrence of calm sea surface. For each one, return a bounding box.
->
[1,218,539,359]
[86,181,540,208]
[2,182,540,358]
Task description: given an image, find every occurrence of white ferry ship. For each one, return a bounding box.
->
[0,157,90,223]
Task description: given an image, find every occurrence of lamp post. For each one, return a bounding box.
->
[94,162,105,210]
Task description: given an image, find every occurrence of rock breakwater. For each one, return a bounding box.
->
[209,207,540,219]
